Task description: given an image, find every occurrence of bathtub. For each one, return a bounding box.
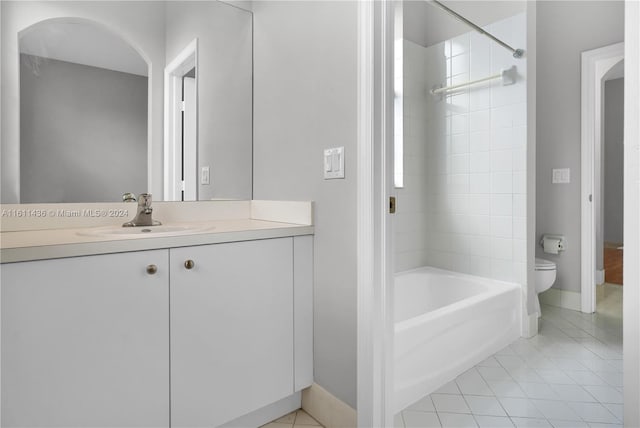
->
[394,266,521,412]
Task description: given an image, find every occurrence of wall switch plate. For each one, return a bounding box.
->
[201,166,210,185]
[552,168,570,184]
[324,147,345,179]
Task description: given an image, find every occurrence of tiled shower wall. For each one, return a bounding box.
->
[395,13,527,285]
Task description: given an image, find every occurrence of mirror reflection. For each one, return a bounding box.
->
[0,1,253,203]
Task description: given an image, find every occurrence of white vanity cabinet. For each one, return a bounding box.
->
[1,250,171,427]
[171,238,294,427]
[1,236,313,428]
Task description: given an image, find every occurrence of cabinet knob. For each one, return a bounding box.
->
[184,260,195,270]
[146,264,158,275]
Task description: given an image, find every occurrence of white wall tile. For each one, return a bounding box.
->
[396,14,527,282]
[492,172,513,194]
[492,216,514,239]
[491,194,513,216]
[470,131,491,152]
[451,114,469,135]
[471,152,491,173]
[469,194,491,215]
[470,173,491,194]
[491,150,513,172]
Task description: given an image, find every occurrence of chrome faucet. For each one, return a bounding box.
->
[123,193,161,227]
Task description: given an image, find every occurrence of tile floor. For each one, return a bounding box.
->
[396,290,623,428]
[262,409,324,428]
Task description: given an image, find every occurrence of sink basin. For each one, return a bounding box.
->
[78,224,215,238]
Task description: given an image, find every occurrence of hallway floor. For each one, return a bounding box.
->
[396,300,623,428]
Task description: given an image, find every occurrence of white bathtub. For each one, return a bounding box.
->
[394,266,521,412]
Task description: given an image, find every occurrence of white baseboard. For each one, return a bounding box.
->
[220,392,301,428]
[539,287,582,312]
[596,269,605,285]
[302,383,356,428]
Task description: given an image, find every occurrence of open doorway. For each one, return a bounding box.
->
[164,39,198,201]
[580,42,624,315]
[599,72,624,317]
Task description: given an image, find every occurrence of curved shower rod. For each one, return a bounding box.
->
[428,0,525,59]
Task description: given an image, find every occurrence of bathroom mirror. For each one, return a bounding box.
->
[0,0,253,203]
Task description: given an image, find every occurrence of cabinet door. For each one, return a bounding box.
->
[1,250,170,428]
[171,238,294,427]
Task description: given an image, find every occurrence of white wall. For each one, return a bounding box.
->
[535,1,624,292]
[603,78,624,245]
[165,1,252,201]
[0,1,166,203]
[252,1,358,409]
[397,13,528,287]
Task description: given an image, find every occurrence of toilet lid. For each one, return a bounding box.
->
[536,258,556,271]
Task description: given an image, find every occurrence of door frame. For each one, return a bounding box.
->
[580,42,624,313]
[356,0,395,426]
[164,39,198,201]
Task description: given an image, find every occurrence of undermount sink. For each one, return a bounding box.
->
[78,224,215,238]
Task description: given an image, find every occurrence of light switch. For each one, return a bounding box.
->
[201,166,210,185]
[324,147,345,179]
[552,168,570,184]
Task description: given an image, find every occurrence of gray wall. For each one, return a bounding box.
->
[20,55,147,203]
[252,1,358,408]
[165,1,253,201]
[536,1,624,292]
[604,78,624,244]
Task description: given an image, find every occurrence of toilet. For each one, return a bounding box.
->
[534,258,557,315]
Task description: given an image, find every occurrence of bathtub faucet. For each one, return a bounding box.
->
[123,193,162,227]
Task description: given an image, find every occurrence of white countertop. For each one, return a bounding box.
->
[1,219,314,263]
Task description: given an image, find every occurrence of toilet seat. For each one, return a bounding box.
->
[535,258,556,271]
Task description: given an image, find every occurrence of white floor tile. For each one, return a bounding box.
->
[432,393,471,413]
[519,382,560,400]
[507,368,545,383]
[602,403,623,422]
[474,415,515,427]
[435,380,462,395]
[587,423,622,428]
[477,356,502,368]
[478,366,512,381]
[510,417,553,427]
[464,395,507,416]
[488,380,527,398]
[582,386,623,404]
[566,402,619,424]
[548,384,597,403]
[438,412,478,428]
[406,395,435,412]
[530,399,581,421]
[456,369,494,396]
[535,369,576,385]
[495,355,527,369]
[498,397,545,418]
[564,371,608,386]
[591,371,623,388]
[548,419,589,427]
[402,410,441,428]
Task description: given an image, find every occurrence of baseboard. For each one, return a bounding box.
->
[302,383,356,428]
[596,269,605,285]
[220,392,301,427]
[539,287,582,311]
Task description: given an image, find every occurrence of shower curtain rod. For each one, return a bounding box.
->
[428,0,525,59]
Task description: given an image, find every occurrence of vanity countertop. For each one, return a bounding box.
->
[0,218,314,263]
